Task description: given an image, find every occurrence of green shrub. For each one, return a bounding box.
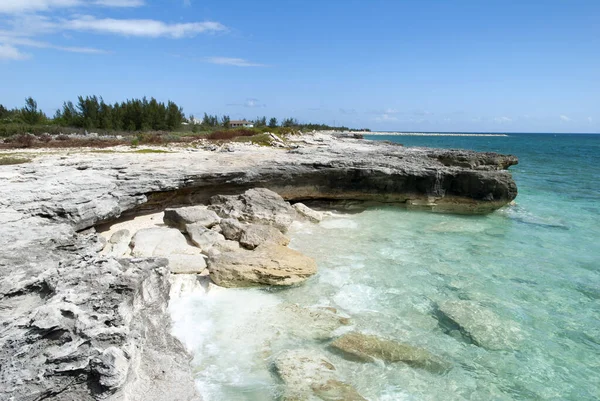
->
[0,156,31,165]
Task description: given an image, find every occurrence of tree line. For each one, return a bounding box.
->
[1,97,366,133]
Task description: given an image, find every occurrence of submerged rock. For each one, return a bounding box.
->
[239,223,290,249]
[275,304,351,340]
[209,188,296,232]
[436,300,523,350]
[273,349,366,401]
[163,206,220,231]
[293,203,323,223]
[329,332,450,373]
[207,243,317,287]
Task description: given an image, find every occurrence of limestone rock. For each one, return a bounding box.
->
[219,218,245,241]
[207,243,317,287]
[92,347,129,389]
[239,223,290,249]
[209,188,296,232]
[164,206,220,231]
[330,332,450,373]
[436,300,523,350]
[186,223,226,251]
[274,349,366,401]
[0,131,519,400]
[293,203,323,223]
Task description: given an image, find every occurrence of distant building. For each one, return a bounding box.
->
[230,120,254,128]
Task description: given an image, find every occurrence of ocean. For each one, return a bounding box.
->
[170,133,600,400]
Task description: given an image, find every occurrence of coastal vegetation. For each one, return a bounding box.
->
[0,97,369,149]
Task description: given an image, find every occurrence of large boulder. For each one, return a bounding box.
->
[239,223,290,249]
[330,332,450,373]
[293,203,323,223]
[209,188,296,232]
[207,243,317,287]
[273,349,366,401]
[163,206,220,231]
[436,300,523,350]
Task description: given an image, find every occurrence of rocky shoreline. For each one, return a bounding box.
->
[0,132,518,400]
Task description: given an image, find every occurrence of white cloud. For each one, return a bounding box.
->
[206,57,266,67]
[560,115,571,122]
[0,35,106,54]
[94,0,144,7]
[494,116,512,123]
[243,98,265,108]
[0,0,142,14]
[0,43,30,60]
[0,0,79,14]
[63,16,226,38]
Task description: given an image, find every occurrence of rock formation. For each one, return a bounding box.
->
[329,332,450,373]
[0,132,518,400]
[436,300,523,350]
[207,243,317,287]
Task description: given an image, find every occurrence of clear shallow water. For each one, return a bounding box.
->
[171,134,600,401]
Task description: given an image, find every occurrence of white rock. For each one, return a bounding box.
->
[293,203,323,223]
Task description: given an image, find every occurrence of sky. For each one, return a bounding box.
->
[0,0,598,133]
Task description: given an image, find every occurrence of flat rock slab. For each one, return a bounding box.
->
[330,332,450,373]
[436,300,523,350]
[207,243,317,287]
[274,349,366,401]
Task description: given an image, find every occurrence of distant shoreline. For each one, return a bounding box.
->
[360,132,509,137]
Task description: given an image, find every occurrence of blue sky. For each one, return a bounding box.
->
[0,0,598,133]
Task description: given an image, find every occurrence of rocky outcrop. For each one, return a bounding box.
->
[0,226,199,401]
[329,332,450,373]
[0,132,518,399]
[436,300,523,350]
[207,243,317,287]
[273,349,366,401]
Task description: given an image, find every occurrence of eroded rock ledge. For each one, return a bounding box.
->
[0,133,518,400]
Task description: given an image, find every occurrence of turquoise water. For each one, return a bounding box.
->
[171,134,600,400]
